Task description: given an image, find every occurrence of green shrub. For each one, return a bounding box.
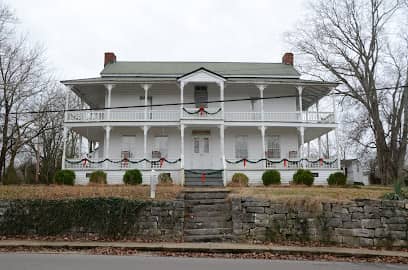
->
[3,167,21,185]
[293,169,314,186]
[89,170,107,185]
[54,170,75,185]
[327,172,347,186]
[382,179,407,200]
[158,173,173,185]
[262,170,281,186]
[230,173,249,187]
[123,170,143,185]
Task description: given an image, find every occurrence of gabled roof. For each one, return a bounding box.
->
[100,61,301,78]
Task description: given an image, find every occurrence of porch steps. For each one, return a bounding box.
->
[184,170,223,187]
[182,190,233,242]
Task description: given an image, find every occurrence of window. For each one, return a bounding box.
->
[266,135,280,159]
[193,137,200,153]
[121,136,136,158]
[235,135,248,159]
[203,137,209,153]
[194,85,208,108]
[153,136,168,158]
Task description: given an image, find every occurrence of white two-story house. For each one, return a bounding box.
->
[61,52,340,186]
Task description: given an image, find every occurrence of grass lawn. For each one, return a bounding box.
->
[229,185,392,203]
[0,184,392,202]
[0,185,182,200]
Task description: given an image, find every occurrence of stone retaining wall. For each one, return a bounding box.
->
[231,197,408,247]
[0,197,407,247]
[0,199,184,240]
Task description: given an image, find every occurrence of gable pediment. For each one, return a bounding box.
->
[177,67,226,84]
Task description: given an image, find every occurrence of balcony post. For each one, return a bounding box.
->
[104,84,114,121]
[180,124,185,185]
[218,81,225,118]
[180,82,185,119]
[256,85,265,121]
[297,86,304,121]
[64,86,71,122]
[143,125,149,169]
[142,84,151,120]
[61,126,69,169]
[104,126,111,169]
[220,124,226,185]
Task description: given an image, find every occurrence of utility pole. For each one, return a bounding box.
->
[35,136,40,184]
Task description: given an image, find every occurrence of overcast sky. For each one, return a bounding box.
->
[9,0,306,80]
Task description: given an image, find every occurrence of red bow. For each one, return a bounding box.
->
[284,159,287,168]
[243,159,247,168]
[199,106,205,116]
[159,158,164,168]
[201,173,206,183]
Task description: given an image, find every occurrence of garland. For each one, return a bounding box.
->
[183,107,222,115]
[225,158,338,165]
[185,169,224,176]
[65,158,181,165]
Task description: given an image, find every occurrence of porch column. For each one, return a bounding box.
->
[257,85,266,121]
[143,125,149,169]
[180,82,185,119]
[79,100,84,155]
[332,93,341,169]
[316,99,322,157]
[142,84,151,120]
[104,84,114,121]
[61,127,69,169]
[307,142,310,158]
[298,126,305,165]
[220,125,226,185]
[260,126,266,159]
[180,124,185,185]
[297,86,304,121]
[326,133,330,158]
[104,126,111,169]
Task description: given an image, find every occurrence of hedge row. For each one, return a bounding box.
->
[233,170,347,186]
[0,198,149,238]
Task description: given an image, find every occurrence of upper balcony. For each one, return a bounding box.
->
[65,109,335,124]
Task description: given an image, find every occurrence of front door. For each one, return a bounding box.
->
[192,135,211,169]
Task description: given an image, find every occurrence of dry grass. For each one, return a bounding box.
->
[229,185,392,203]
[0,185,182,201]
[0,184,392,203]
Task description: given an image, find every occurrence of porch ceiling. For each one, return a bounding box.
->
[71,126,105,141]
[304,127,334,142]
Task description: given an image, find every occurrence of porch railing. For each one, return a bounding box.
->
[225,158,339,170]
[64,157,182,170]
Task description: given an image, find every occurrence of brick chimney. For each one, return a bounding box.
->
[104,52,116,67]
[282,52,294,65]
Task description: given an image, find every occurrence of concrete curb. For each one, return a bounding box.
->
[0,240,407,258]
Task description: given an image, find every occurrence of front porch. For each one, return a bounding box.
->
[63,125,341,186]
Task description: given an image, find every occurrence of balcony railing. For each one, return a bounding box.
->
[181,107,223,120]
[65,109,335,123]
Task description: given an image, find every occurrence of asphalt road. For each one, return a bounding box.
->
[0,253,406,270]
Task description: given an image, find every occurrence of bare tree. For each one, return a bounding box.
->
[287,0,407,184]
[0,4,50,182]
